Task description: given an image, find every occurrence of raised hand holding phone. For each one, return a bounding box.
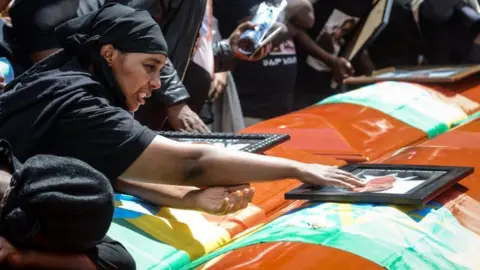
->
[234,0,287,60]
[248,26,283,59]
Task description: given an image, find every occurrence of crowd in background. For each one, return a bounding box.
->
[1,0,480,132]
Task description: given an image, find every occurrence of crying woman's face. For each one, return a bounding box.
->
[100,44,167,112]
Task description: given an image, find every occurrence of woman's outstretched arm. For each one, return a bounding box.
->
[122,136,364,189]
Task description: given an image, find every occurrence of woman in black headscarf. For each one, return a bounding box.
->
[0,1,363,219]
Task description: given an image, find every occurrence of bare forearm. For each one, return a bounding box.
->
[124,137,361,189]
[114,179,197,209]
[295,30,334,66]
[185,146,302,186]
[17,251,96,269]
[123,136,303,186]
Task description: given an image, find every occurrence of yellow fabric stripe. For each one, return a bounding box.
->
[126,208,231,259]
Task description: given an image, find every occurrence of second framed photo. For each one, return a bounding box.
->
[285,164,473,206]
[156,131,290,154]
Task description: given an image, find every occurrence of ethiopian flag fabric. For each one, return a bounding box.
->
[184,197,480,269]
[317,82,472,138]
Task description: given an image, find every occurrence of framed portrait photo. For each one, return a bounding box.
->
[285,164,474,206]
[341,0,393,61]
[156,131,290,154]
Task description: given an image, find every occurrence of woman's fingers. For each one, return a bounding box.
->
[323,178,356,190]
[239,188,250,209]
[245,187,255,203]
[340,174,366,187]
[250,43,271,61]
[226,184,250,193]
[217,197,230,215]
[334,170,365,187]
[231,190,243,213]
[342,175,366,187]
[223,186,255,214]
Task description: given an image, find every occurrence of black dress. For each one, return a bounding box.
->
[0,50,157,182]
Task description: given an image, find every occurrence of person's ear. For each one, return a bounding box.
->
[100,44,117,67]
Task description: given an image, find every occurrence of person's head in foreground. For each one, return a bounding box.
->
[54,3,168,112]
[0,154,114,252]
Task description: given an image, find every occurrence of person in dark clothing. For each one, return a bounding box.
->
[6,0,210,132]
[367,0,480,69]
[419,0,480,65]
[5,0,275,132]
[0,3,257,216]
[5,0,201,131]
[0,3,364,212]
[366,0,424,69]
[0,139,134,269]
[0,13,30,78]
[214,0,303,123]
[293,0,372,110]
[184,0,315,126]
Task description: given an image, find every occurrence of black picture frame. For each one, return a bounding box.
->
[285,164,474,206]
[341,0,393,61]
[156,131,290,154]
[344,64,480,84]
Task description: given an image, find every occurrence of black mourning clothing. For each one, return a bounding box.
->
[0,3,168,181]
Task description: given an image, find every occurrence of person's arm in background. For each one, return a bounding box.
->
[154,58,190,106]
[122,136,365,189]
[150,58,209,133]
[146,0,211,133]
[352,50,376,75]
[212,22,271,72]
[115,0,210,132]
[210,16,229,101]
[212,40,235,73]
[272,0,315,42]
[295,0,379,83]
[212,0,316,72]
[295,30,354,84]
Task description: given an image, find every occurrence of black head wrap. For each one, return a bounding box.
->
[0,145,115,252]
[54,3,168,109]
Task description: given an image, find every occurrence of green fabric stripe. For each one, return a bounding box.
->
[184,202,480,270]
[317,82,468,138]
[451,111,480,128]
[388,106,448,138]
[108,220,191,270]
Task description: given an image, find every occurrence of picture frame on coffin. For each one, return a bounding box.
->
[341,0,393,61]
[156,131,290,154]
[285,164,474,206]
[344,65,480,84]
